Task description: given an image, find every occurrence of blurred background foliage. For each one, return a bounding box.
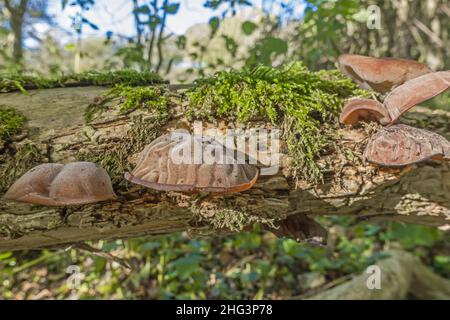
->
[0,0,449,299]
[0,220,448,299]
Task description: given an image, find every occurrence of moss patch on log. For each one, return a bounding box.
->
[187,63,371,183]
[0,107,26,139]
[0,70,165,93]
[0,143,44,194]
[84,84,170,121]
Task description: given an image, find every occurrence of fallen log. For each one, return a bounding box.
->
[0,85,449,251]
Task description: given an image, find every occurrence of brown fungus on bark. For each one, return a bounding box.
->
[340,98,391,125]
[338,54,432,94]
[125,130,259,193]
[383,71,450,123]
[340,71,450,126]
[4,162,117,206]
[364,124,450,167]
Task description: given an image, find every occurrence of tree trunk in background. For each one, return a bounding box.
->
[352,0,449,69]
[4,0,28,64]
[0,86,449,251]
[298,0,449,70]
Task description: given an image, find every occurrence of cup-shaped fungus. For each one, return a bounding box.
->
[339,98,390,125]
[125,130,259,193]
[4,162,116,206]
[340,71,450,126]
[338,54,432,94]
[364,124,450,167]
[383,71,450,123]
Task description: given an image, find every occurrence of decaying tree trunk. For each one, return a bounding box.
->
[0,86,449,251]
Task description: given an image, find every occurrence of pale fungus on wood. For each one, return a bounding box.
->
[338,54,432,94]
[339,55,449,126]
[125,130,259,193]
[4,162,116,206]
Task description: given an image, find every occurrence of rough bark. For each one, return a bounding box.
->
[302,249,450,300]
[0,86,449,251]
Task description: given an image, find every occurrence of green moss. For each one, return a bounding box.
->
[0,107,26,139]
[84,84,170,121]
[187,63,371,183]
[0,143,44,194]
[0,69,165,93]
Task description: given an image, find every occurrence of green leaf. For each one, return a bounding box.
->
[64,43,76,52]
[0,251,12,260]
[282,239,298,255]
[209,16,220,36]
[135,5,150,14]
[246,37,288,66]
[389,224,442,249]
[241,21,257,35]
[222,35,238,57]
[169,255,202,279]
[433,255,450,274]
[149,16,161,29]
[176,35,186,49]
[164,2,180,14]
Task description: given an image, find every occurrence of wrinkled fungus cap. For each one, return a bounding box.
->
[125,130,259,193]
[4,162,116,206]
[339,98,391,125]
[364,124,450,167]
[338,54,432,94]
